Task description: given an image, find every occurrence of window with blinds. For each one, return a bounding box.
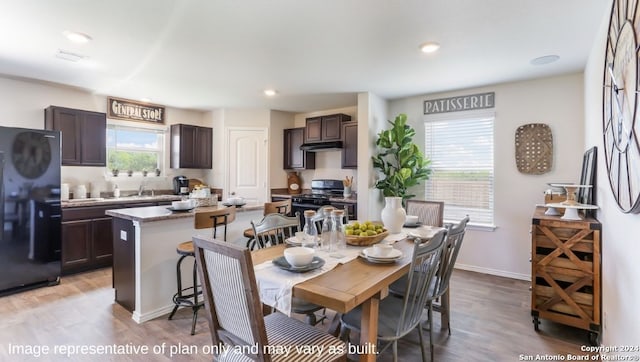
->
[424,112,495,226]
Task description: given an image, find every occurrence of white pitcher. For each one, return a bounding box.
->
[74,184,87,199]
[381,196,406,234]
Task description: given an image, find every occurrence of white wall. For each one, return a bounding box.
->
[0,76,209,196]
[388,73,585,279]
[584,0,640,346]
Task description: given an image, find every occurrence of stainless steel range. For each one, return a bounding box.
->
[291,179,344,226]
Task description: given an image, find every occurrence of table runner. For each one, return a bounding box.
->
[254,247,361,316]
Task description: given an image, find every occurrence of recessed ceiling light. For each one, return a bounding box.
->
[530,55,560,65]
[264,89,277,96]
[63,31,92,44]
[419,42,440,53]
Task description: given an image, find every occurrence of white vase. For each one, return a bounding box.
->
[381,196,406,234]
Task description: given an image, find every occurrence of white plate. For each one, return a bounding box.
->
[362,247,403,260]
[358,251,401,264]
[407,226,438,240]
[285,237,303,246]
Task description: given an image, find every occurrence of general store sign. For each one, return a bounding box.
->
[108,97,165,124]
[424,92,495,114]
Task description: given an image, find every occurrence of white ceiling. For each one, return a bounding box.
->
[0,0,610,113]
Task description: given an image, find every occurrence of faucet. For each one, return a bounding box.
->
[138,182,146,197]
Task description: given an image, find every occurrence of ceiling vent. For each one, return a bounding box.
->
[55,49,87,62]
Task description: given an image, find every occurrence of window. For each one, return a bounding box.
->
[424,111,494,226]
[106,125,165,175]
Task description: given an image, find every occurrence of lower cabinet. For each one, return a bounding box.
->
[61,216,113,274]
[330,202,357,220]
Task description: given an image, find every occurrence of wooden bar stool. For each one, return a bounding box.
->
[168,206,236,335]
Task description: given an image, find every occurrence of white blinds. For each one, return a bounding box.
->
[424,113,495,226]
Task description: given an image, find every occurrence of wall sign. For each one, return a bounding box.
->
[107,97,165,124]
[424,92,495,114]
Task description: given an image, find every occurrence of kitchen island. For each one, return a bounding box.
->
[106,204,262,323]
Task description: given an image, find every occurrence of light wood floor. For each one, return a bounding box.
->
[0,268,595,361]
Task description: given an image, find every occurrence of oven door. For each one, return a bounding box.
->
[291,202,323,228]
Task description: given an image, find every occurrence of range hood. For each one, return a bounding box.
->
[299,141,343,152]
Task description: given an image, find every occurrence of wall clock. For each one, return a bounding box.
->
[12,131,52,179]
[603,0,640,213]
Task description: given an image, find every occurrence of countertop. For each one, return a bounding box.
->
[61,194,182,208]
[106,203,263,223]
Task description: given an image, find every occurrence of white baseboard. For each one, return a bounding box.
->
[132,304,175,324]
[454,263,531,281]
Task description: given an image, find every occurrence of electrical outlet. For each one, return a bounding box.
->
[120,230,127,241]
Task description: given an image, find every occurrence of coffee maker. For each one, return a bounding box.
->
[173,176,189,195]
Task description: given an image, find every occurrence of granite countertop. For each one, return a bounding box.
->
[61,194,182,208]
[106,203,263,223]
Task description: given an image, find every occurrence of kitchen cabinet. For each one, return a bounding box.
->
[305,113,351,143]
[44,106,106,166]
[61,200,172,275]
[331,201,357,220]
[530,207,601,345]
[170,124,213,169]
[284,127,315,169]
[112,217,135,312]
[342,122,358,169]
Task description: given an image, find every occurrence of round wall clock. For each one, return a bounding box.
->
[603,0,640,213]
[12,131,52,179]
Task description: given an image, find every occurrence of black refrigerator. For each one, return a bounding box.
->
[0,126,61,296]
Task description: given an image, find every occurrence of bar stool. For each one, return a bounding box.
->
[168,206,236,335]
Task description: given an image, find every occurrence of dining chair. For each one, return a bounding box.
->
[251,212,326,325]
[168,206,237,335]
[340,229,448,362]
[244,199,292,249]
[389,215,470,340]
[193,235,347,362]
[405,200,444,227]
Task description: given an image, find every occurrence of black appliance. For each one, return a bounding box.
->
[1,126,61,296]
[173,176,189,195]
[299,141,343,152]
[291,179,344,227]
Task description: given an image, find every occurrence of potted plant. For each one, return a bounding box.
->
[372,113,431,206]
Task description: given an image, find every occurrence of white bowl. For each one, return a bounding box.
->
[405,215,419,225]
[284,247,315,267]
[172,200,192,210]
[372,244,393,257]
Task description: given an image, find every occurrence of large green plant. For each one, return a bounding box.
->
[372,113,431,203]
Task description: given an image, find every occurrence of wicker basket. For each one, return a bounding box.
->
[345,229,389,246]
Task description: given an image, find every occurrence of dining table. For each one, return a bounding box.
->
[251,235,423,362]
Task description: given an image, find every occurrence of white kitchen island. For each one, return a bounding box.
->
[106,204,262,323]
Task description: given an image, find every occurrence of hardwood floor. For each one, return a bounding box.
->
[0,268,595,361]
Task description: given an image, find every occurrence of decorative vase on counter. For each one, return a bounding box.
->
[381,196,406,234]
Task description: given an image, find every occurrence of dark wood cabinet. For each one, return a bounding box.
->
[342,122,358,169]
[61,206,113,275]
[284,127,315,169]
[170,124,213,169]
[44,106,106,166]
[331,202,357,220]
[304,113,351,143]
[112,217,135,312]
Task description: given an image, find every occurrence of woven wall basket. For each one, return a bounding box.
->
[515,123,553,175]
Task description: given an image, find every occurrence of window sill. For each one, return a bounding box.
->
[445,220,496,232]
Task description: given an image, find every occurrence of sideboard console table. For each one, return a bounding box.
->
[530,206,601,345]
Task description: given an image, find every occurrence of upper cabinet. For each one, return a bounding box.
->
[45,106,106,166]
[170,124,212,169]
[305,113,351,143]
[284,127,315,170]
[342,122,358,169]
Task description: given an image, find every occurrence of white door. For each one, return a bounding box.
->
[227,128,268,205]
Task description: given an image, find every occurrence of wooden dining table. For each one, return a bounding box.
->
[251,240,417,362]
